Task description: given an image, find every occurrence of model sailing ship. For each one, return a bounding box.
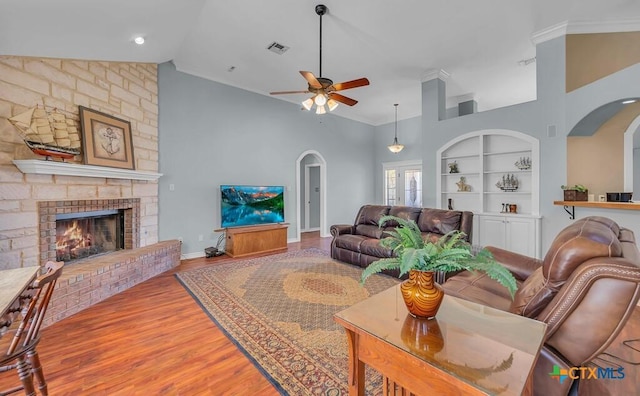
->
[8,105,81,161]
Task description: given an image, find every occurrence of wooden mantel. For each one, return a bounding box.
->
[554,200,640,219]
[13,159,162,181]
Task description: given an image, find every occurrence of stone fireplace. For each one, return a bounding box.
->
[0,57,184,328]
[38,198,140,265]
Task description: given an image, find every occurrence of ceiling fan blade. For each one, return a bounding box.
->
[270,90,311,95]
[300,71,323,89]
[329,78,370,92]
[328,93,358,106]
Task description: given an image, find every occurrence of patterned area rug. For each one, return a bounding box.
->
[175,248,400,395]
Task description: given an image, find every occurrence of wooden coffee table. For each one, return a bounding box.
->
[334,285,547,396]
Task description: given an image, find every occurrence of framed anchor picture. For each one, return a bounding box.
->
[79,106,135,170]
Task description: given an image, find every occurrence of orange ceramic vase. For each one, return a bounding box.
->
[401,315,444,355]
[400,270,444,319]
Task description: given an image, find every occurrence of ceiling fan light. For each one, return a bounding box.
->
[327,99,339,111]
[316,105,327,115]
[314,94,327,106]
[302,98,314,111]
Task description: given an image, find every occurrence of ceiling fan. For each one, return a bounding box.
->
[269,4,370,114]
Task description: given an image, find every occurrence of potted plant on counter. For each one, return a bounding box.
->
[561,184,588,201]
[360,215,517,319]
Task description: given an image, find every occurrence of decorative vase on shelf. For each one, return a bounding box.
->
[400,270,444,319]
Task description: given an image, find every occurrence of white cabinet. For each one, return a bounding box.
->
[437,130,541,257]
[477,214,541,258]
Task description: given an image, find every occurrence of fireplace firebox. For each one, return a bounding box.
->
[55,210,125,263]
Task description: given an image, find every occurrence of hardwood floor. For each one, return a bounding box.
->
[0,232,637,395]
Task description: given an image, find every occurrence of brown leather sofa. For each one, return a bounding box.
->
[442,216,640,396]
[330,205,473,275]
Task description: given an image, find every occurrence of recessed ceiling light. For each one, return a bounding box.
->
[622,99,637,104]
[134,36,145,45]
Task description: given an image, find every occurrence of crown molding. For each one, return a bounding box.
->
[532,19,640,45]
[568,19,640,35]
[421,69,450,83]
[531,21,568,45]
[455,93,475,104]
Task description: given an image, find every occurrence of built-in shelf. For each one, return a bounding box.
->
[554,200,640,219]
[484,169,531,174]
[13,160,162,181]
[441,172,480,177]
[483,149,531,156]
[485,191,532,194]
[437,130,541,257]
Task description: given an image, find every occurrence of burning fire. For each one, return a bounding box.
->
[56,220,92,256]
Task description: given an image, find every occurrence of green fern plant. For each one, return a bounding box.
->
[360,215,517,299]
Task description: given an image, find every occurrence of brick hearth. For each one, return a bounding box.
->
[37,198,181,327]
[44,239,181,327]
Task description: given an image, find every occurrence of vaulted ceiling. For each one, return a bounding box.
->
[1,0,638,125]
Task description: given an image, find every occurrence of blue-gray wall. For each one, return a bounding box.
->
[158,34,640,257]
[411,36,640,252]
[373,115,423,203]
[158,62,376,256]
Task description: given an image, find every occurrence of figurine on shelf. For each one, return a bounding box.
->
[448,198,453,210]
[496,174,519,191]
[448,161,459,173]
[514,157,531,170]
[456,176,471,192]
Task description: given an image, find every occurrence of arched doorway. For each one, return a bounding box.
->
[623,114,640,191]
[295,150,327,241]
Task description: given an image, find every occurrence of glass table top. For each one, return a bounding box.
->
[334,285,547,395]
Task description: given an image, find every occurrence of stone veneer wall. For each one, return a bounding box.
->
[0,56,160,270]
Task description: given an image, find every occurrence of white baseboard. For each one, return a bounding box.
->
[181,251,205,260]
[181,240,300,260]
[302,227,320,232]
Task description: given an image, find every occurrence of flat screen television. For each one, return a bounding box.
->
[220,185,285,228]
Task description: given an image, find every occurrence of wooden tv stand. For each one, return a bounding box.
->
[218,223,288,258]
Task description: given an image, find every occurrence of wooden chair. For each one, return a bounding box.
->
[0,261,64,396]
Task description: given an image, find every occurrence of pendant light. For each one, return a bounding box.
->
[388,104,404,153]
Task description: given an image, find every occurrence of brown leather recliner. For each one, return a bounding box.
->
[442,216,640,395]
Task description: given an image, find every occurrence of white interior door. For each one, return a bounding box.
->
[304,164,320,231]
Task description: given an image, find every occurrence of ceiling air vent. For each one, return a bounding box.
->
[267,42,290,55]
